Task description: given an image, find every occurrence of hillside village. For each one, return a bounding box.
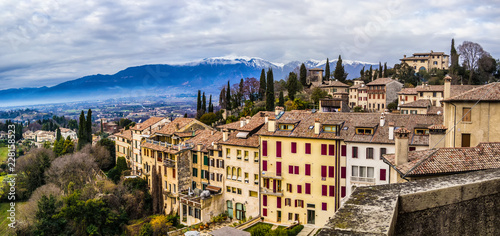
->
[3,41,500,235]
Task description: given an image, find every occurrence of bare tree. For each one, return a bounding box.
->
[458,41,487,84]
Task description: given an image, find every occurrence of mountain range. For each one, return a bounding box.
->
[0,57,379,107]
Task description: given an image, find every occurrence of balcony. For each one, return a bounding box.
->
[261,171,283,180]
[350,176,376,184]
[260,187,284,197]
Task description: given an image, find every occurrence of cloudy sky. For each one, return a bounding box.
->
[0,0,499,90]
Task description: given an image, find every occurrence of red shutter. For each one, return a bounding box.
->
[262,141,268,156]
[329,185,334,197]
[263,208,267,216]
[341,145,346,156]
[276,161,282,176]
[328,166,334,178]
[277,197,281,209]
[341,167,346,178]
[328,144,335,156]
[321,166,327,178]
[341,186,346,197]
[322,185,327,196]
[380,169,387,181]
[297,185,302,193]
[322,202,327,211]
[305,183,311,194]
[294,166,299,175]
[291,142,297,153]
[263,195,267,206]
[276,141,282,158]
[305,164,311,176]
[289,165,293,174]
[321,144,327,155]
[305,143,311,154]
[263,160,267,171]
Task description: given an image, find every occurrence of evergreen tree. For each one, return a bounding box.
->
[333,55,346,82]
[77,111,86,150]
[259,69,266,100]
[378,62,383,77]
[266,68,275,111]
[278,91,285,107]
[226,81,231,110]
[197,90,201,111]
[208,95,213,113]
[300,63,307,86]
[287,72,299,101]
[202,92,206,113]
[384,62,388,77]
[324,58,330,81]
[86,109,92,143]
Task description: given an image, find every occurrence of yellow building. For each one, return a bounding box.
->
[257,111,347,227]
[400,51,450,71]
[114,129,133,165]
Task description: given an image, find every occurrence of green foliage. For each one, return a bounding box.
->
[199,112,218,126]
[266,69,275,111]
[139,223,153,236]
[259,69,266,100]
[311,87,328,105]
[299,63,307,86]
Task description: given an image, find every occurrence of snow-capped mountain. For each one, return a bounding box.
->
[0,57,380,106]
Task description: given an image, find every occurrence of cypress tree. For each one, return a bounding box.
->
[202,92,206,113]
[266,68,274,111]
[333,55,345,82]
[226,81,231,110]
[259,69,266,100]
[208,95,213,113]
[278,91,285,107]
[300,63,307,86]
[86,109,92,143]
[324,58,330,82]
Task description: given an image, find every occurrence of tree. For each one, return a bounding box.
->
[311,87,328,106]
[324,58,330,81]
[266,68,275,111]
[226,81,231,110]
[259,69,266,100]
[287,72,299,101]
[458,41,488,84]
[333,55,346,82]
[300,63,307,86]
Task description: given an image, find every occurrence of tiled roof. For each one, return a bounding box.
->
[257,111,443,146]
[444,83,500,102]
[383,143,500,176]
[399,99,431,108]
[320,80,350,87]
[367,77,399,86]
[130,117,166,131]
[114,129,132,140]
[185,130,223,152]
[397,88,418,95]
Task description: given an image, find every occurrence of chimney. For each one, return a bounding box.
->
[388,122,395,140]
[240,117,246,127]
[395,127,411,166]
[197,143,203,151]
[314,118,321,135]
[223,129,229,142]
[268,116,276,132]
[265,114,269,124]
[444,75,452,99]
[428,124,447,149]
[380,113,385,127]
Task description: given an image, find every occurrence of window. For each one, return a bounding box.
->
[415,129,429,135]
[463,108,471,122]
[276,141,282,158]
[305,183,311,194]
[305,164,311,176]
[279,124,294,130]
[322,203,327,211]
[291,142,297,153]
[366,148,374,159]
[305,143,311,154]
[380,148,386,159]
[380,169,387,181]
[321,144,327,155]
[356,128,373,135]
[352,146,358,158]
[262,141,268,156]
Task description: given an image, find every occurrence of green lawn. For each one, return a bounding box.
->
[0,147,8,163]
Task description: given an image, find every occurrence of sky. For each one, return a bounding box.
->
[0,0,499,90]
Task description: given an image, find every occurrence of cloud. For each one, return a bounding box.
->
[0,0,499,89]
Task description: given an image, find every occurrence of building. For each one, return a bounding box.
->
[348,79,368,109]
[366,78,403,112]
[114,129,133,165]
[257,110,347,227]
[399,51,450,71]
[442,80,500,148]
[130,117,170,175]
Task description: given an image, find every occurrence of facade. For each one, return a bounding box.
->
[400,51,450,71]
[257,110,347,227]
[366,78,403,112]
[114,129,133,164]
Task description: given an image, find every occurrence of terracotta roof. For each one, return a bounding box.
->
[257,111,443,146]
[367,77,400,86]
[155,118,207,135]
[130,117,166,131]
[185,129,223,152]
[114,129,133,140]
[444,83,500,102]
[320,80,350,88]
[399,99,431,108]
[383,143,500,176]
[397,88,418,95]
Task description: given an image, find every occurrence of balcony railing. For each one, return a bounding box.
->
[350,176,376,183]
